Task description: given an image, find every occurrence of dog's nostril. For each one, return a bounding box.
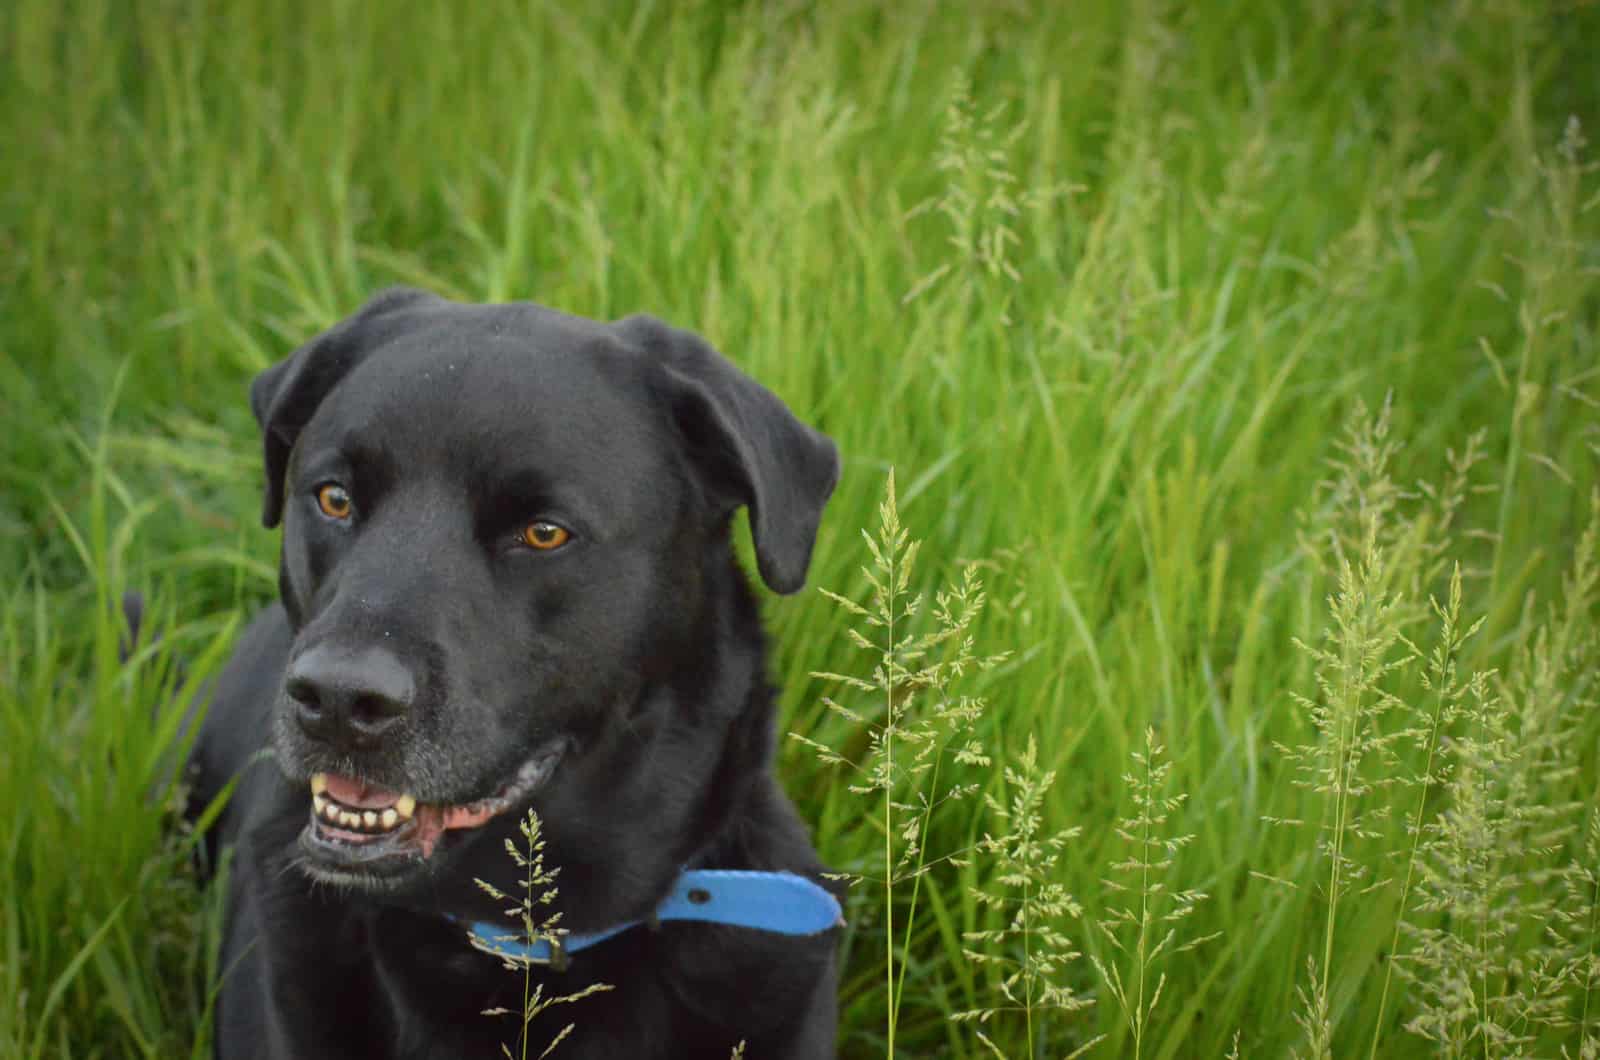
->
[285,674,323,713]
[348,691,408,733]
[288,674,333,741]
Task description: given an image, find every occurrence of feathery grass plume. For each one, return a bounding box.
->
[1091,727,1217,1059]
[1391,493,1598,1055]
[792,468,1003,1055]
[1278,398,1420,1050]
[954,734,1097,1060]
[1482,116,1598,605]
[1517,488,1599,1052]
[1285,405,1513,1056]
[1296,395,1411,582]
[903,73,1025,313]
[1367,561,1486,1058]
[1549,496,1600,1055]
[1488,490,1597,1048]
[1292,957,1335,1060]
[1394,666,1573,1056]
[474,810,613,1060]
[1282,514,1410,1042]
[1558,809,1600,1060]
[1411,430,1492,593]
[1295,394,1479,609]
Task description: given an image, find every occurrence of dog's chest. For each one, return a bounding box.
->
[372,925,726,1059]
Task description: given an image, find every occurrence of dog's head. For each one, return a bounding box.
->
[250,287,837,903]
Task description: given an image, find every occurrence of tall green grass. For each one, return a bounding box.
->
[2,1,1596,1056]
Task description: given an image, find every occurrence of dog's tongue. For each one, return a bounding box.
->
[322,774,403,809]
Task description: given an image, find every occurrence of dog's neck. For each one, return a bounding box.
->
[511,551,782,933]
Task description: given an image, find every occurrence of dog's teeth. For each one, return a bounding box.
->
[310,773,327,796]
[340,811,360,828]
[381,808,398,829]
[394,794,416,819]
[362,811,378,829]
[313,793,328,813]
[322,802,341,822]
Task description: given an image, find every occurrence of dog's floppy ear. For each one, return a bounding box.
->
[614,315,840,595]
[250,287,440,527]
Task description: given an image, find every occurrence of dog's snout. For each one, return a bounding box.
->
[286,645,415,749]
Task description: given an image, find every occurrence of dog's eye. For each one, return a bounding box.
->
[518,521,571,551]
[316,483,353,521]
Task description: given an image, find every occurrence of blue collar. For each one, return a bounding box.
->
[464,869,844,967]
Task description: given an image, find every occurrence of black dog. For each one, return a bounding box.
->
[187,288,843,1058]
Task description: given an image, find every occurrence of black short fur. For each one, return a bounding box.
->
[188,288,842,1059]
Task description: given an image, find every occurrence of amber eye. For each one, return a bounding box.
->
[519,521,571,551]
[315,483,353,520]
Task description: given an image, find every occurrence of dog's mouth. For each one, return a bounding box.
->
[298,738,568,885]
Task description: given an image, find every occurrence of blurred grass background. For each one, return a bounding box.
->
[2,1,1597,1056]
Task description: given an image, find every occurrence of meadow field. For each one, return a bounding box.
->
[3,2,1598,1056]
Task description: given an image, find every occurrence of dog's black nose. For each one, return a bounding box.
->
[285,645,415,748]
